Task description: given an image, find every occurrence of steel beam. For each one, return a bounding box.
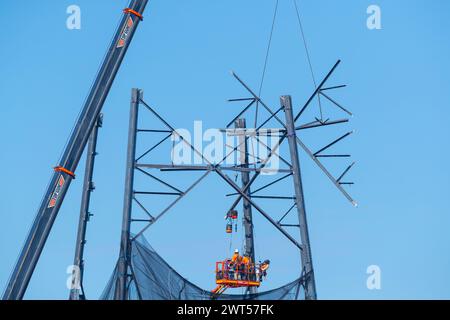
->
[69,114,103,300]
[295,60,341,122]
[296,118,349,131]
[132,171,211,240]
[223,134,287,220]
[281,95,317,300]
[115,88,141,300]
[296,136,357,206]
[235,119,256,293]
[215,169,303,250]
[231,71,287,129]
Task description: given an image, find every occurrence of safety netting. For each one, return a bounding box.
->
[101,235,305,300]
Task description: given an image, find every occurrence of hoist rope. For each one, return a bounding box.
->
[229,228,233,255]
[255,0,279,128]
[292,0,324,120]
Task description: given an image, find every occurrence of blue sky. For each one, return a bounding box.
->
[1,0,450,300]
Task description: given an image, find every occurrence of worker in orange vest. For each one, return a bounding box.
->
[230,249,241,280]
[241,255,252,280]
[231,249,241,263]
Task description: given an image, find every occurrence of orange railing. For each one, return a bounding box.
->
[215,259,258,283]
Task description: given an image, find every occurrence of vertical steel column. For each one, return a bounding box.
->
[69,114,103,300]
[281,95,317,300]
[115,88,141,300]
[235,119,257,294]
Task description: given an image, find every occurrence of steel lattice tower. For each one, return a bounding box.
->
[113,61,356,299]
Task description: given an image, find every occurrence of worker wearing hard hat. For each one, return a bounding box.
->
[230,249,241,280]
[260,259,270,282]
[231,249,241,264]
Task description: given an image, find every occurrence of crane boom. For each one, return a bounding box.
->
[3,0,149,300]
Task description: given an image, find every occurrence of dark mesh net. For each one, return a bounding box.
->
[101,235,305,300]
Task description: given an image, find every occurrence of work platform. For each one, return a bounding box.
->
[216,279,260,287]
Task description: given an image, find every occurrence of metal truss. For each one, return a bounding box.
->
[116,60,356,300]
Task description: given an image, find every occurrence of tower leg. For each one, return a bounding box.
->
[69,114,103,300]
[235,119,257,294]
[115,88,141,300]
[281,95,317,300]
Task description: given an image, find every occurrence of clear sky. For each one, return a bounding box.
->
[1,0,450,300]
